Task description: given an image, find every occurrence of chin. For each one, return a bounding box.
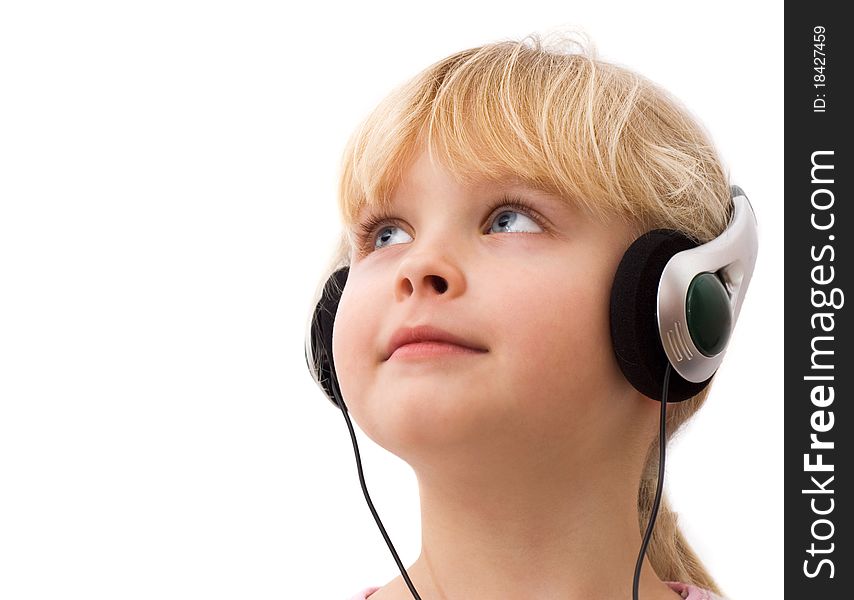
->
[371,392,506,461]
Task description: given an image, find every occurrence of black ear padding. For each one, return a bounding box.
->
[609,229,713,402]
[306,266,349,409]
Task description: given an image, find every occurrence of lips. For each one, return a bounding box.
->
[384,324,487,361]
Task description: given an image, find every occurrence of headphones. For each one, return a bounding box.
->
[305,185,758,599]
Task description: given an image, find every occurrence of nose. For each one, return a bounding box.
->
[394,246,466,302]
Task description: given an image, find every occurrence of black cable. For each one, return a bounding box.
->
[632,362,672,600]
[327,351,423,600]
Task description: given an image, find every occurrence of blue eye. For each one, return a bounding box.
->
[488,209,542,234]
[373,225,413,250]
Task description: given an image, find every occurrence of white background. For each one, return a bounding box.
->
[0,1,782,598]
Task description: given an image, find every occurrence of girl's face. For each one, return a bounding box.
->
[332,148,644,471]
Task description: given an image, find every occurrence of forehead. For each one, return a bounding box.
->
[394,147,520,193]
[375,148,574,213]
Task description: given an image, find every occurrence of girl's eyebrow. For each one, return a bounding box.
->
[496,183,576,213]
[479,179,566,203]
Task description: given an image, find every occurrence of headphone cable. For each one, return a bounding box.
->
[633,361,672,600]
[329,357,424,600]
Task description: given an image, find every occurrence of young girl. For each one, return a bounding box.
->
[307,32,753,600]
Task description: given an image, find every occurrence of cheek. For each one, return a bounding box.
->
[507,287,603,378]
[330,279,379,413]
[493,265,618,417]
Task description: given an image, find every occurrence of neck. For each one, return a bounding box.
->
[394,439,678,600]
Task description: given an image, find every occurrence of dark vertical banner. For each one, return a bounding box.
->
[785,2,852,597]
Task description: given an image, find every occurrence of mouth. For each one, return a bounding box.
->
[387,341,488,360]
[384,324,488,361]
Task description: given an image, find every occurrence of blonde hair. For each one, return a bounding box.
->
[317,30,731,596]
